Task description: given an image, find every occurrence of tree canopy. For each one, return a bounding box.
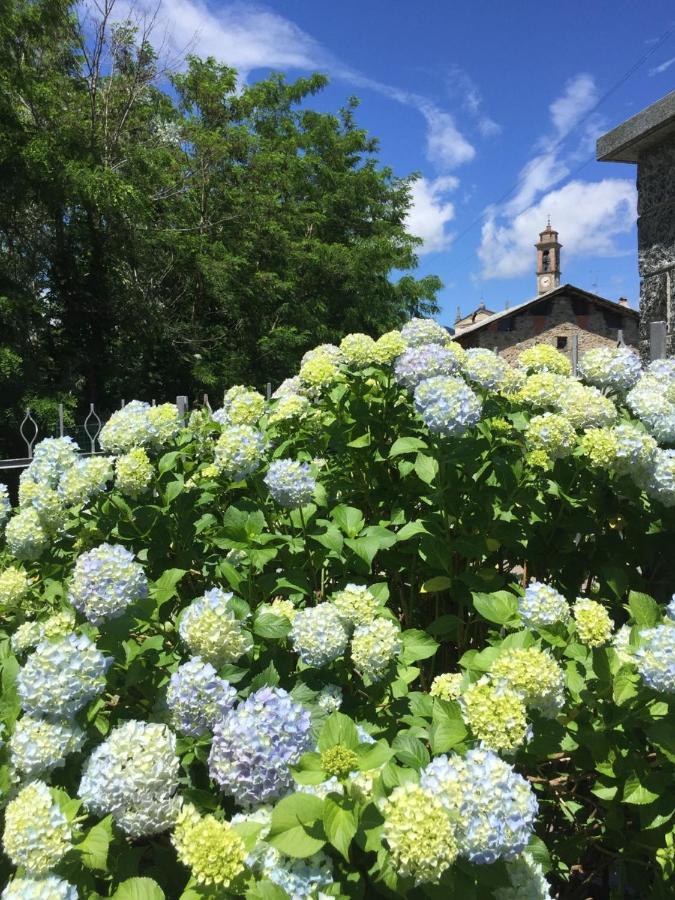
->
[0,0,440,451]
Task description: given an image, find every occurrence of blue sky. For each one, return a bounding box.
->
[130,0,675,327]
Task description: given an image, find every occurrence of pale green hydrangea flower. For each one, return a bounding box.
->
[2,781,72,875]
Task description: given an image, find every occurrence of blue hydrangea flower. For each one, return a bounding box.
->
[167,657,237,736]
[264,459,316,508]
[209,687,313,805]
[634,624,675,693]
[414,376,482,436]
[394,345,460,390]
[290,604,349,667]
[259,847,334,899]
[17,633,111,718]
[99,401,154,453]
[627,375,675,444]
[2,876,79,899]
[642,449,675,508]
[611,423,657,476]
[214,424,265,480]
[667,595,675,621]
[10,715,84,779]
[26,438,79,488]
[462,348,510,391]
[519,581,570,628]
[79,720,180,838]
[420,749,538,864]
[578,346,642,392]
[68,543,148,624]
[401,317,450,347]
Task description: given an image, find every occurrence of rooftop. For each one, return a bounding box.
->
[596,90,675,163]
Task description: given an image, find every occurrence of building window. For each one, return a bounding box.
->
[604,311,622,330]
[497,317,514,332]
[542,250,550,272]
[556,336,568,349]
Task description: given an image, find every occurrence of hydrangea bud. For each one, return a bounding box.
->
[79,720,180,837]
[10,715,84,778]
[339,333,376,367]
[68,543,148,624]
[490,648,565,716]
[413,375,482,436]
[351,617,401,681]
[58,456,114,507]
[461,677,529,753]
[420,749,538,864]
[381,783,457,884]
[171,803,246,889]
[264,459,316,507]
[525,413,576,459]
[179,588,253,667]
[17,633,111,718]
[115,448,153,498]
[209,687,312,804]
[5,508,49,561]
[320,745,359,778]
[372,330,406,364]
[2,781,72,875]
[214,424,265,481]
[519,581,570,628]
[517,344,571,376]
[0,566,29,609]
[573,598,614,647]
[430,672,463,701]
[331,584,379,626]
[290,604,349,667]
[167,657,237,736]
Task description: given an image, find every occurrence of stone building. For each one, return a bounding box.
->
[453,224,639,364]
[597,90,675,358]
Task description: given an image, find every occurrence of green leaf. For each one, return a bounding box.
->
[392,733,430,770]
[248,662,280,692]
[331,505,365,538]
[291,752,328,785]
[113,878,165,900]
[472,590,519,625]
[76,815,113,871]
[430,700,467,754]
[344,535,381,568]
[420,576,452,593]
[152,568,187,606]
[246,882,289,900]
[268,794,326,858]
[628,591,660,627]
[400,629,438,665]
[310,526,344,554]
[355,739,394,771]
[396,520,428,541]
[347,433,371,448]
[253,611,291,639]
[318,713,359,751]
[389,436,428,457]
[622,773,660,805]
[323,796,357,860]
[414,452,438,484]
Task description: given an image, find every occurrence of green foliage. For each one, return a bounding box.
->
[1,334,675,896]
[0,0,439,453]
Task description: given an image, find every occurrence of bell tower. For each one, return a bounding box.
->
[535,219,562,294]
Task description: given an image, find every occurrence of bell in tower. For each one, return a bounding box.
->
[535,219,562,295]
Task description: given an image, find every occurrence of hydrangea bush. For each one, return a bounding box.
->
[0,334,674,898]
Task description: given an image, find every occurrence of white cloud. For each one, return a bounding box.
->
[419,103,476,169]
[476,73,635,281]
[549,73,598,137]
[405,176,458,254]
[445,66,501,138]
[479,178,636,280]
[649,56,675,75]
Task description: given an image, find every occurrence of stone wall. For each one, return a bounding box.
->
[454,293,639,364]
[637,141,675,358]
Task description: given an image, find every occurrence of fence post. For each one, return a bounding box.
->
[649,321,667,360]
[617,329,626,348]
[176,395,189,423]
[571,334,579,376]
[203,393,212,411]
[266,383,272,400]
[58,403,65,437]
